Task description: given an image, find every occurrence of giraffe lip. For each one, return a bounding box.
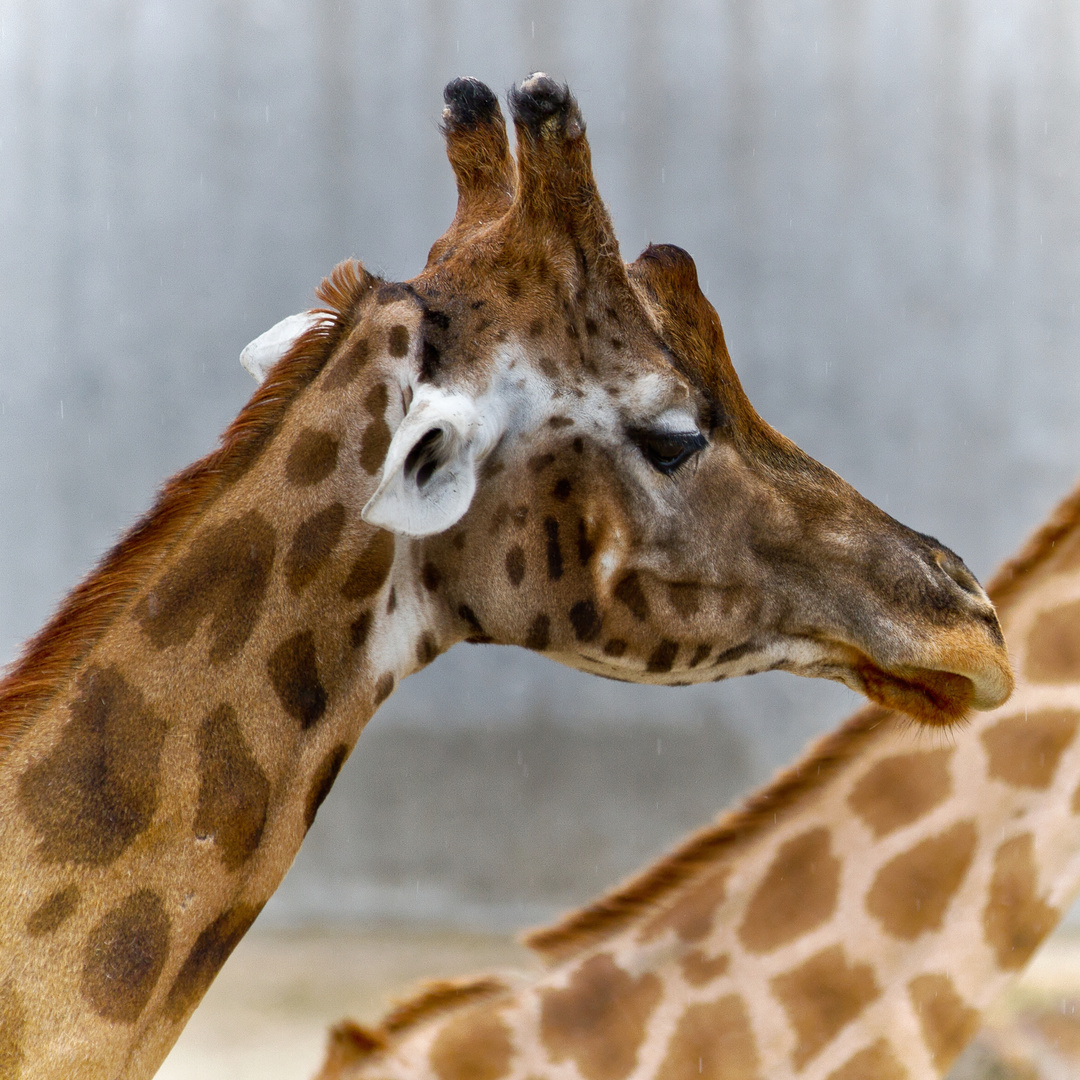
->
[851,655,977,727]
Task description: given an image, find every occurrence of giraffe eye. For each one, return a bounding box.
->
[629,428,707,475]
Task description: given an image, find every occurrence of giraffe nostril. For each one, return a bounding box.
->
[933,550,981,597]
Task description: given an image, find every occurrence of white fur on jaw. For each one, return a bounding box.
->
[240,311,322,382]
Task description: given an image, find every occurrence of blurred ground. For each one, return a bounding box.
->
[158,924,1080,1080]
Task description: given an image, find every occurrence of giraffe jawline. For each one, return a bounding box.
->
[850,655,976,727]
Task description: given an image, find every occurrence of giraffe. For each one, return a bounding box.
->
[310,480,1080,1080]
[0,74,1010,1080]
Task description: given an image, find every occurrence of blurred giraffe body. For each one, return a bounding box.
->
[0,75,1009,1079]
[316,478,1080,1080]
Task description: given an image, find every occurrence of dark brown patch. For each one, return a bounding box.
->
[528,318,546,339]
[866,820,977,940]
[908,973,980,1072]
[268,630,328,729]
[679,949,731,987]
[421,562,442,593]
[505,545,526,587]
[570,600,602,643]
[553,477,573,501]
[738,827,840,953]
[525,614,551,651]
[981,709,1080,790]
[359,383,392,473]
[549,415,573,428]
[349,610,372,650]
[417,633,440,665]
[137,510,276,664]
[26,884,81,937]
[572,436,584,453]
[1026,600,1080,683]
[322,335,371,391]
[614,572,649,621]
[577,518,595,566]
[655,994,759,1080]
[194,703,270,870]
[603,638,627,657]
[19,665,167,865]
[373,673,395,705]
[81,890,170,1024]
[285,428,340,486]
[428,1000,513,1080]
[286,502,347,594]
[983,832,1058,970]
[642,869,729,944]
[847,747,954,838]
[341,530,395,601]
[164,904,261,1021]
[539,953,661,1080]
[457,605,485,636]
[771,945,880,1070]
[388,325,410,357]
[825,1039,908,1080]
[668,582,701,617]
[0,982,26,1079]
[386,587,397,613]
[647,639,679,673]
[545,517,563,580]
[305,743,349,830]
[530,452,556,474]
[689,643,712,667]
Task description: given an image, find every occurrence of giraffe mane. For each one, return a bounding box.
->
[0,259,374,756]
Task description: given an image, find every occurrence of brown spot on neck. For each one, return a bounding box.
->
[825,1039,908,1080]
[305,743,350,830]
[540,953,661,1080]
[641,868,729,945]
[268,630,329,729]
[81,890,170,1024]
[26,884,81,937]
[286,503,347,594]
[847,747,954,838]
[614,572,649,621]
[908,973,980,1072]
[983,832,1058,970]
[679,949,730,987]
[738,826,840,953]
[360,385,392,475]
[866,820,977,940]
[981,709,1080,789]
[194,703,270,870]
[341,531,396,602]
[771,945,880,1070]
[137,510,276,665]
[428,1000,513,1080]
[19,664,167,865]
[1025,599,1080,683]
[164,903,262,1022]
[656,994,758,1079]
[286,428,340,486]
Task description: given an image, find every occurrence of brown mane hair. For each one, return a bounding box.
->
[0,260,375,755]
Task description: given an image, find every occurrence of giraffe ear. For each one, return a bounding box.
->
[240,311,321,383]
[362,386,503,537]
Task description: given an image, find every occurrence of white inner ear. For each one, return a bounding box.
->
[240,311,322,383]
[362,385,504,537]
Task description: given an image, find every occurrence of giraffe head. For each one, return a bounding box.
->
[254,74,1012,725]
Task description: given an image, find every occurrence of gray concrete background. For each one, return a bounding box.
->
[2,0,1079,928]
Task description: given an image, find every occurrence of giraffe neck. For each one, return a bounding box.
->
[0,282,445,1080]
[322,489,1080,1080]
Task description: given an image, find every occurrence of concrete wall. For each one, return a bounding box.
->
[2,0,1079,927]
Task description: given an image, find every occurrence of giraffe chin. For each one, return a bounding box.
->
[853,656,976,727]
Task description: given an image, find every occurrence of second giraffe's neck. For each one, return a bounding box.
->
[0,306,439,1079]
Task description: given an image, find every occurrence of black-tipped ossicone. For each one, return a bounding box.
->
[508,72,581,134]
[442,77,500,131]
